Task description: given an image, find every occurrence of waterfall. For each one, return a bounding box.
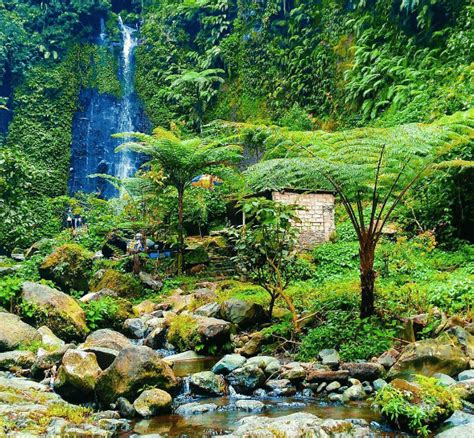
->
[68,16,149,198]
[116,16,138,181]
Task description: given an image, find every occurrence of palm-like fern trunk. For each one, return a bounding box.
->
[359,237,375,318]
[177,187,185,274]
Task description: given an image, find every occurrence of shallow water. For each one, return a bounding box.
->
[127,396,392,437]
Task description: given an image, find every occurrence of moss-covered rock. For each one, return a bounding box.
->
[95,346,178,406]
[90,269,143,297]
[40,244,93,292]
[372,376,463,436]
[21,282,88,341]
[0,311,41,352]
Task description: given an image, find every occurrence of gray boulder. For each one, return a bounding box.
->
[220,299,266,328]
[436,423,474,438]
[319,349,340,368]
[235,399,265,412]
[458,370,474,381]
[227,364,266,394]
[194,302,221,318]
[433,373,456,386]
[122,318,146,339]
[341,362,384,381]
[0,311,41,351]
[189,371,226,396]
[212,354,247,375]
[175,402,218,416]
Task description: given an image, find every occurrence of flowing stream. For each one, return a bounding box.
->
[69,16,149,198]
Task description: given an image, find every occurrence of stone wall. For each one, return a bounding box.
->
[272,191,335,249]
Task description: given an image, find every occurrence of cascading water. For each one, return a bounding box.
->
[68,16,149,198]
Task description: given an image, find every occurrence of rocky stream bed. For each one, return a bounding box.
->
[0,280,473,437]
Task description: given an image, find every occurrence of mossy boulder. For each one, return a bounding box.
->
[21,282,88,341]
[83,329,132,352]
[388,334,470,379]
[189,371,226,396]
[133,388,172,416]
[0,311,41,352]
[40,244,93,292]
[95,346,178,406]
[185,245,210,267]
[90,269,143,297]
[372,376,463,435]
[166,313,232,353]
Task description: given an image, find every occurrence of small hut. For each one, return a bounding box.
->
[232,188,336,249]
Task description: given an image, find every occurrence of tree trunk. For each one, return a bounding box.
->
[177,188,185,275]
[268,292,277,320]
[359,242,376,318]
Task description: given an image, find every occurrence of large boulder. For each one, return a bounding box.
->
[83,329,132,352]
[189,371,226,396]
[32,344,72,379]
[0,311,41,351]
[436,424,474,438]
[388,334,470,379]
[54,349,101,402]
[21,282,88,341]
[195,315,232,345]
[90,269,142,297]
[306,369,349,384]
[39,244,92,292]
[133,388,172,416]
[226,364,266,394]
[220,299,266,328]
[96,346,178,406]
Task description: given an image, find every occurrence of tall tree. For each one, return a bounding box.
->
[115,128,241,273]
[233,109,474,317]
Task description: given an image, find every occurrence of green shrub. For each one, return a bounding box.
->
[312,242,359,283]
[298,311,397,362]
[372,376,463,437]
[0,277,23,311]
[81,296,133,331]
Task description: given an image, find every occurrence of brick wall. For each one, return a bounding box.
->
[272,191,335,249]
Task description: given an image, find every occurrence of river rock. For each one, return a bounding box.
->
[21,282,88,341]
[454,379,474,402]
[138,272,163,291]
[190,371,226,396]
[436,423,474,438]
[122,318,147,339]
[319,349,340,368]
[433,373,457,386]
[195,302,221,318]
[54,349,101,401]
[175,402,218,416]
[133,388,172,416]
[246,356,280,375]
[228,412,367,437]
[444,410,474,427]
[38,326,65,349]
[235,399,264,412]
[265,379,296,396]
[116,397,136,419]
[163,350,206,364]
[0,350,36,371]
[342,383,367,401]
[83,329,132,352]
[281,364,306,382]
[373,378,387,391]
[0,311,41,351]
[220,299,266,328]
[341,362,384,381]
[325,381,341,392]
[459,370,474,381]
[80,288,118,304]
[377,348,400,368]
[227,364,266,394]
[388,334,470,378]
[144,326,167,349]
[212,354,247,375]
[306,369,349,383]
[96,346,178,406]
[195,315,232,344]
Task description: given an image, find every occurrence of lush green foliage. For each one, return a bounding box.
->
[372,376,463,436]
